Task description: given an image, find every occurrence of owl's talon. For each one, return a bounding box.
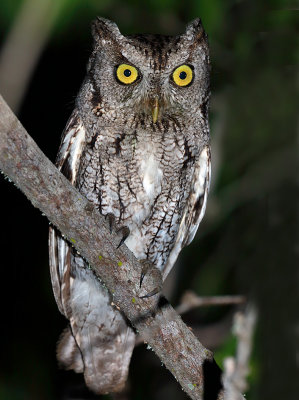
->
[140,271,145,288]
[105,213,115,234]
[139,287,160,299]
[139,260,162,298]
[139,260,152,288]
[105,213,130,247]
[117,226,130,248]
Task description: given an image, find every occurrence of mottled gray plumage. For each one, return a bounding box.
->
[49,17,211,394]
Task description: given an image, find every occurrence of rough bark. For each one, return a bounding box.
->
[0,94,234,400]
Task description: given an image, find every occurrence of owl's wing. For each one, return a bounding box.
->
[49,109,86,315]
[49,110,135,393]
[162,145,211,280]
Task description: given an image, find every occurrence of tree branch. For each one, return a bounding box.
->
[176,291,246,315]
[0,94,238,400]
[223,305,257,400]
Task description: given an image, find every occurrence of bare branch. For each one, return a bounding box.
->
[0,94,231,399]
[135,292,245,348]
[135,312,234,349]
[223,305,257,400]
[176,290,246,315]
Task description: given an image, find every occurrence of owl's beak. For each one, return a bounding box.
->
[152,98,159,123]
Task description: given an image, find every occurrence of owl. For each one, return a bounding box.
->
[49,17,211,394]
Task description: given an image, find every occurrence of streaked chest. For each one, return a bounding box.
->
[76,126,192,265]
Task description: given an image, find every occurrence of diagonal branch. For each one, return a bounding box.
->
[0,94,243,400]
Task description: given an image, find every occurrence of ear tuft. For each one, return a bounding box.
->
[91,17,122,46]
[183,18,206,43]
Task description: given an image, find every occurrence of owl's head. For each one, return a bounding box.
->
[84,17,210,126]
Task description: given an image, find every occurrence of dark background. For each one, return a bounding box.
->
[0,1,297,399]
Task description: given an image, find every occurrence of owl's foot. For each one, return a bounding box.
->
[105,213,130,248]
[105,213,116,233]
[139,260,162,298]
[116,226,130,248]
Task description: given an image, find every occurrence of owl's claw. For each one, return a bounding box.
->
[116,226,130,248]
[105,213,115,233]
[105,213,130,248]
[140,260,152,287]
[139,287,161,299]
[139,260,162,298]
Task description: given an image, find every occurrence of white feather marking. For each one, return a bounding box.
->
[193,146,209,197]
[125,227,146,260]
[162,145,211,280]
[186,146,211,244]
[69,123,86,183]
[59,128,76,159]
[124,153,163,259]
[58,238,66,280]
[141,154,163,199]
[49,227,64,314]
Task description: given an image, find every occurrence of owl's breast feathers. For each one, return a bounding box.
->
[74,109,210,271]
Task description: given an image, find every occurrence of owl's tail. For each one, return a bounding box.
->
[57,319,135,394]
[50,232,135,394]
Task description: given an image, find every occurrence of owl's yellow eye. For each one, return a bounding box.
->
[172,65,193,87]
[116,64,139,84]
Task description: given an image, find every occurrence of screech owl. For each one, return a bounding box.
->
[49,17,210,394]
